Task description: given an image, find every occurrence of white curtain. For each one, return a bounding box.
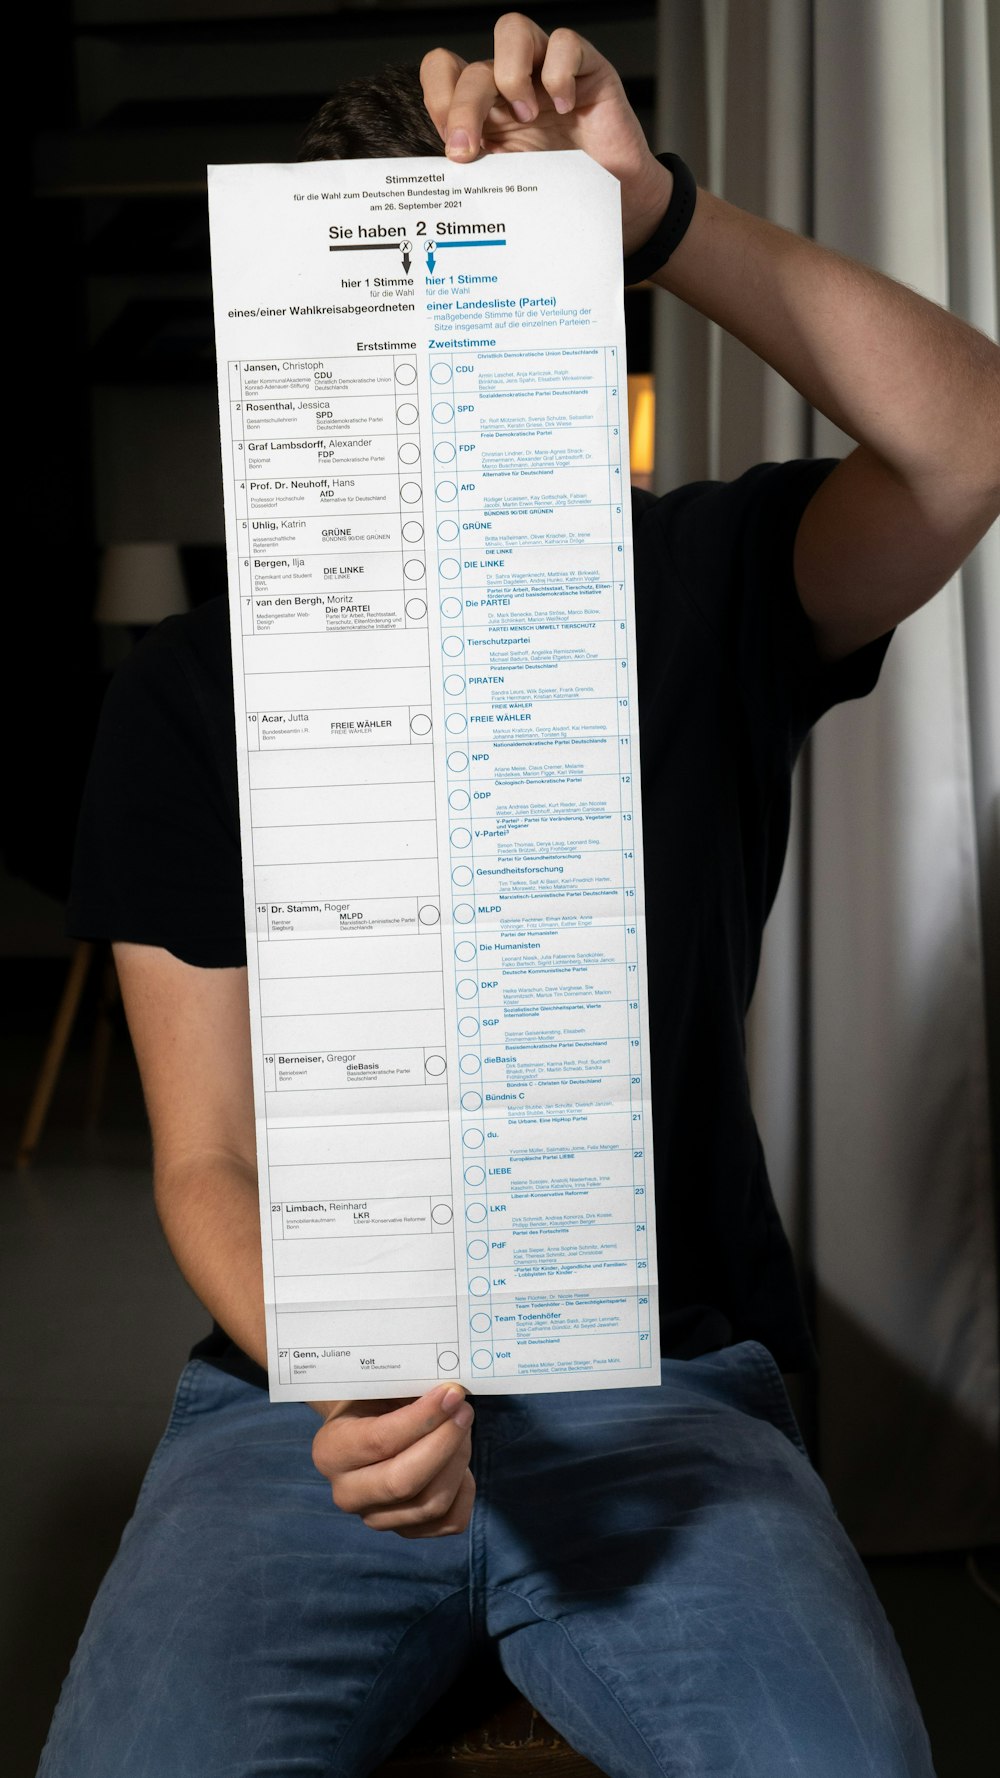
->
[654,0,999,1552]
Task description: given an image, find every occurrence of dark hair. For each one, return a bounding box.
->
[297,64,446,161]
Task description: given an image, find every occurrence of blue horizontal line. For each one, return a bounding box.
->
[434,240,507,249]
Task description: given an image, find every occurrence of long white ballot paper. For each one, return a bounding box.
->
[208,151,657,1397]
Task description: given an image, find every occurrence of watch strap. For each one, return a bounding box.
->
[623,152,697,284]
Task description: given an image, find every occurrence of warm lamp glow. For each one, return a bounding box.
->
[627,374,655,482]
[94,543,189,626]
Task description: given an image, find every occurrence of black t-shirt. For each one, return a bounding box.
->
[69,459,893,1384]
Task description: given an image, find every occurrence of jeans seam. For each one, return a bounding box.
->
[468,1425,491,1641]
[491,1583,677,1778]
[322,1586,472,1778]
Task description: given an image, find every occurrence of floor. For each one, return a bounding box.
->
[3,964,998,1777]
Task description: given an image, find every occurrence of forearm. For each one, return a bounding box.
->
[154,1152,348,1419]
[423,15,999,506]
[154,1150,268,1369]
[652,183,1000,503]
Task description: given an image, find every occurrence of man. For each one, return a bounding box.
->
[41,15,999,1777]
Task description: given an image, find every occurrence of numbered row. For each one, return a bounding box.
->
[238,469,627,529]
[253,889,642,936]
[267,1144,645,1196]
[232,386,615,433]
[272,1226,647,1300]
[249,769,638,836]
[245,697,636,753]
[236,516,621,565]
[252,855,641,910]
[259,999,643,1057]
[261,1034,640,1095]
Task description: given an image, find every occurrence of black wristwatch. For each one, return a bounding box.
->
[623,152,698,284]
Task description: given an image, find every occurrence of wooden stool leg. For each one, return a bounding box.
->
[16,941,95,1168]
[85,947,120,1131]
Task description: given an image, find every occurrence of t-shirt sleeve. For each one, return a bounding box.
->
[637,455,894,760]
[67,624,246,968]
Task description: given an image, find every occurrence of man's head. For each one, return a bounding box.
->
[297,64,446,161]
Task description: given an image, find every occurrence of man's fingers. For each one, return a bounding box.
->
[328,1416,473,1516]
[420,47,468,143]
[437,60,504,159]
[492,12,549,120]
[360,1444,472,1532]
[540,27,604,114]
[396,1469,477,1539]
[314,1384,470,1476]
[423,18,613,157]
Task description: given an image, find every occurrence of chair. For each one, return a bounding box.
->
[374,1656,607,1775]
[16,940,120,1166]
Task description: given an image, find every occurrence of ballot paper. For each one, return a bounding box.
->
[208,151,658,1397]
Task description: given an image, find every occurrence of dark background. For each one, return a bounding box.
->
[11,0,655,943]
[7,4,998,1774]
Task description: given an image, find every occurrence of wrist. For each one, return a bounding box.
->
[624,159,674,258]
[624,153,699,285]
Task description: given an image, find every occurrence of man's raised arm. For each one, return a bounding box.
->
[421,12,1000,662]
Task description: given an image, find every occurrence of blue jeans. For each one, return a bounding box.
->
[38,1343,934,1777]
